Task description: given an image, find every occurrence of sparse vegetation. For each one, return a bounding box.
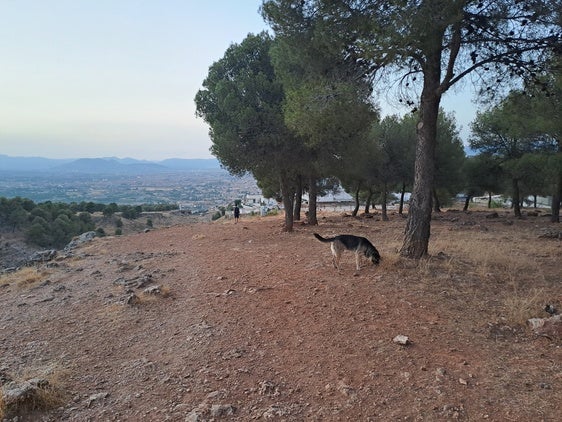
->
[0,366,67,419]
[136,285,172,304]
[0,210,560,420]
[0,267,50,289]
[503,288,546,327]
[0,197,199,251]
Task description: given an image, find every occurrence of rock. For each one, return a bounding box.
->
[485,212,499,219]
[527,314,562,339]
[337,381,357,398]
[29,249,57,263]
[143,285,161,295]
[136,274,154,288]
[435,367,447,378]
[393,334,410,345]
[0,369,13,385]
[262,404,289,418]
[210,404,236,417]
[125,293,140,305]
[87,391,109,407]
[544,304,558,315]
[64,231,97,251]
[1,378,51,411]
[259,380,279,396]
[538,229,562,239]
[185,410,204,422]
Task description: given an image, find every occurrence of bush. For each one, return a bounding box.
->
[115,228,122,236]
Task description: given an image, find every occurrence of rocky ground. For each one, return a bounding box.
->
[0,209,560,421]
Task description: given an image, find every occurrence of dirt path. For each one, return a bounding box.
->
[1,211,560,421]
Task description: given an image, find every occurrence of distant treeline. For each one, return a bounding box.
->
[0,197,177,248]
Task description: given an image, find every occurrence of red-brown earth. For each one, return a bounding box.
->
[1,209,560,421]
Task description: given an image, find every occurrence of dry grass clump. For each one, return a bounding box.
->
[424,220,555,327]
[0,267,50,289]
[429,227,545,283]
[502,288,546,327]
[0,366,67,419]
[137,285,172,304]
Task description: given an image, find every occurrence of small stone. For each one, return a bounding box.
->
[393,335,410,345]
[125,293,140,305]
[210,404,236,417]
[87,391,109,407]
[143,285,161,295]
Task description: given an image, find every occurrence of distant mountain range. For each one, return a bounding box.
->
[0,154,221,174]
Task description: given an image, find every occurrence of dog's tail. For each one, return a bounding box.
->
[313,233,335,243]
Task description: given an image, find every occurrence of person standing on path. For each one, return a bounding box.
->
[234,205,240,223]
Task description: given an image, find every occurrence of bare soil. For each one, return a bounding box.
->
[1,209,561,421]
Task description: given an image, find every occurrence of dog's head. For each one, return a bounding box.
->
[367,248,381,265]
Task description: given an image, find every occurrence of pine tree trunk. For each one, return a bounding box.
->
[551,172,561,223]
[512,178,521,218]
[352,184,360,217]
[549,141,561,222]
[488,192,492,208]
[433,188,441,213]
[293,175,302,221]
[400,77,440,258]
[382,183,389,221]
[308,176,318,225]
[280,174,294,232]
[364,189,373,214]
[463,195,471,212]
[399,183,406,215]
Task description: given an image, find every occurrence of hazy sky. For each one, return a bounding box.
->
[0,0,477,161]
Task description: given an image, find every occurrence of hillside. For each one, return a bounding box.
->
[0,155,220,173]
[0,209,560,421]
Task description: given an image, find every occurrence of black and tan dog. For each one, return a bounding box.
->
[313,233,381,270]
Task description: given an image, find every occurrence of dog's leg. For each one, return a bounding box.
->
[355,251,361,271]
[331,244,340,269]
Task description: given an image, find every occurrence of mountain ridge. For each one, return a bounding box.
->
[0,154,220,174]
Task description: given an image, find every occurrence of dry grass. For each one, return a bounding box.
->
[136,285,172,304]
[0,365,68,419]
[502,287,546,327]
[0,267,50,289]
[384,213,559,330]
[98,302,127,321]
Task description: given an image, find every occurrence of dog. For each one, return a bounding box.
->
[313,233,380,270]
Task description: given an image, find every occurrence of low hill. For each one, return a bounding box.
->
[0,210,560,420]
[0,154,220,174]
[53,158,168,175]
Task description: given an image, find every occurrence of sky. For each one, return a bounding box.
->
[0,0,477,161]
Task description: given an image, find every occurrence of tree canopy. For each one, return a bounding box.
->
[195,33,306,231]
[262,0,562,257]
